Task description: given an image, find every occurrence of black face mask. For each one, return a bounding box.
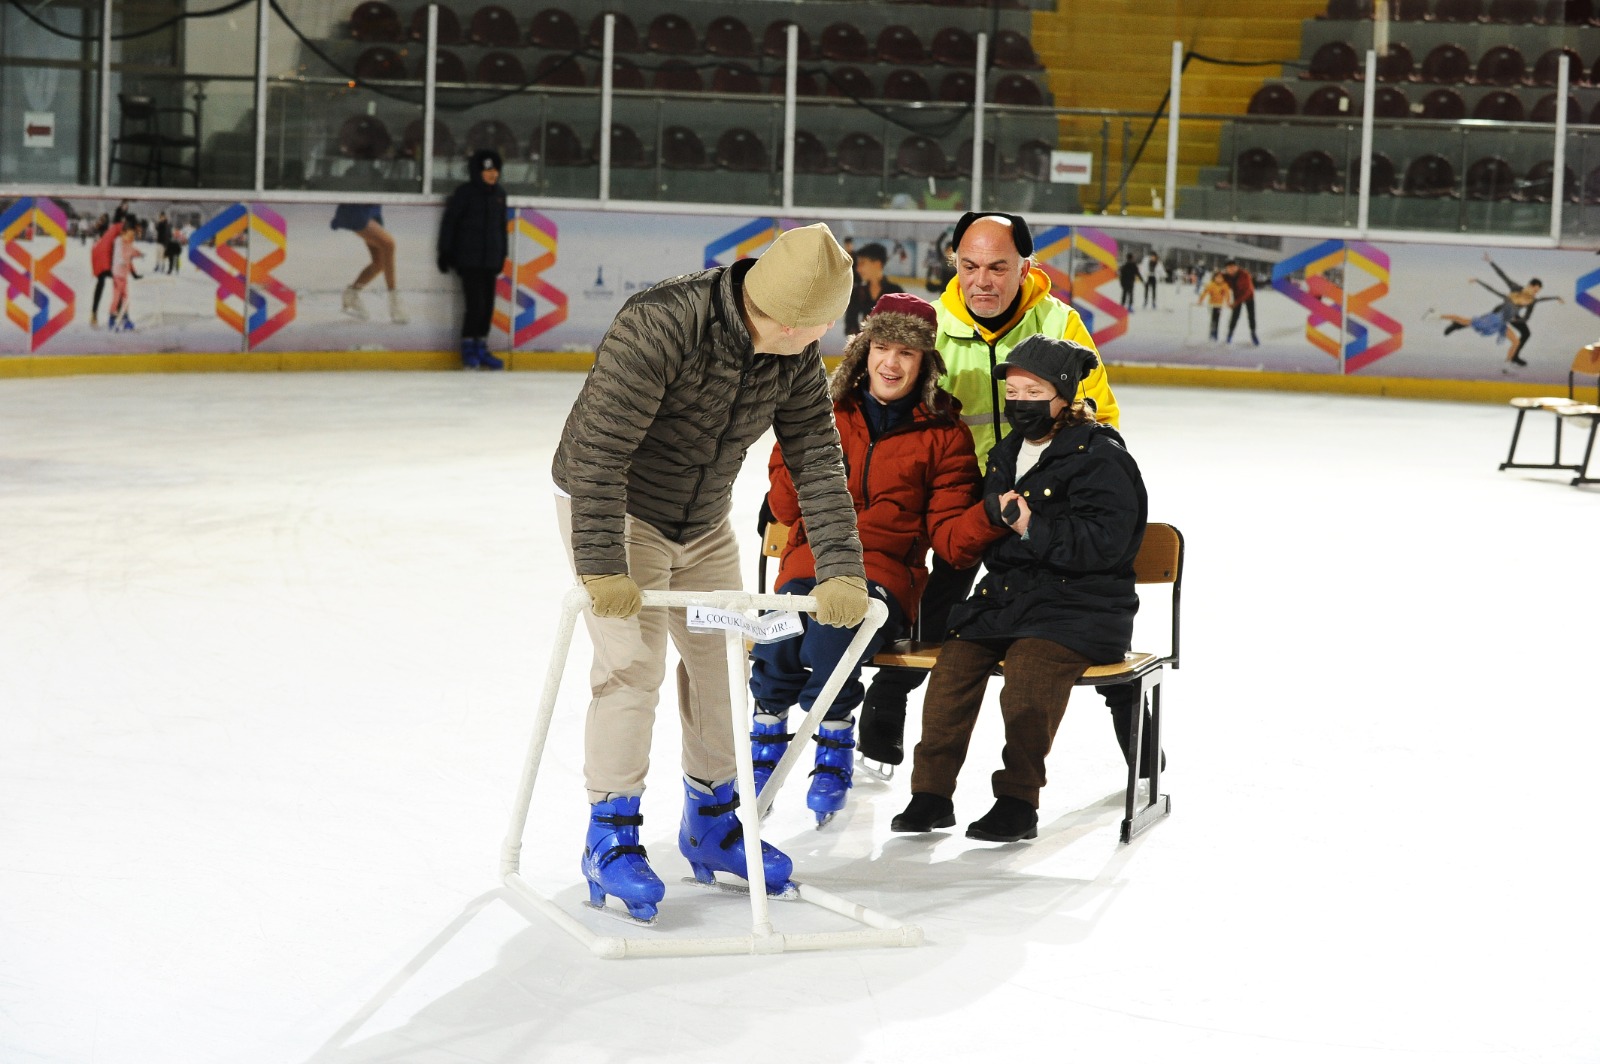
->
[1005,398,1057,441]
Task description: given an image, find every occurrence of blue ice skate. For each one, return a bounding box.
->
[581,796,665,925]
[474,338,504,370]
[678,778,797,898]
[749,713,793,795]
[806,719,855,828]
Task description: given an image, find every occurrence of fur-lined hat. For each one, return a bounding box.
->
[829,293,949,409]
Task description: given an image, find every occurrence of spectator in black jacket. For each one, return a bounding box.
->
[437,148,509,370]
[891,334,1148,844]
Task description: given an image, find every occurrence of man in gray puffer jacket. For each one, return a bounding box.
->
[552,223,870,924]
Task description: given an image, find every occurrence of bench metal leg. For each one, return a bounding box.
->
[1572,418,1600,487]
[1120,668,1171,844]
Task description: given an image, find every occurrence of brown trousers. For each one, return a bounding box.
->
[909,637,1092,808]
[555,495,744,801]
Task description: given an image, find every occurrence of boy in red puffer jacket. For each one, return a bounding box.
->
[751,292,1006,825]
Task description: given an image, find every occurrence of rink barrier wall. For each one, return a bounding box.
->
[0,351,1548,406]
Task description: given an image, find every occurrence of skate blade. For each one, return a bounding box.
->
[583,899,659,928]
[679,875,802,901]
[813,810,837,829]
[857,755,895,783]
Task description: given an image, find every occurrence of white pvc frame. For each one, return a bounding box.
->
[500,585,922,960]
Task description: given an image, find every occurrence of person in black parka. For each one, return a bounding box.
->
[437,148,509,370]
[891,334,1148,844]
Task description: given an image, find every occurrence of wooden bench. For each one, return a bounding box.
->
[1499,343,1600,483]
[759,519,1184,843]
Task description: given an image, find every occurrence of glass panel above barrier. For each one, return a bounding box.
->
[789,95,975,213]
[604,89,784,207]
[1179,114,1362,229]
[1560,128,1596,241]
[2,1,104,187]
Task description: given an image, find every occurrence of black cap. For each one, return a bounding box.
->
[992,334,1099,397]
[950,211,1034,258]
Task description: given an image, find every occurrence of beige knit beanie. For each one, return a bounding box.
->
[744,223,854,329]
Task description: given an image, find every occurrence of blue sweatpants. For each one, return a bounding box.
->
[749,577,904,721]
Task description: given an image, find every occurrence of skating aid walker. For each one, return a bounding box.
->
[499,586,924,959]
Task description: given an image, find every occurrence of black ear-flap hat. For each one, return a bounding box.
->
[991,334,1099,399]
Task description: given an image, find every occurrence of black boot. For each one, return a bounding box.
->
[857,687,907,765]
[965,796,1038,842]
[1444,322,1465,336]
[890,792,955,833]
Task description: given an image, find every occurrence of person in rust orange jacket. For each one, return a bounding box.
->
[750,292,1006,826]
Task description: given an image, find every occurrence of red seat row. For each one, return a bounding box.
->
[1225,145,1587,201]
[1304,40,1594,86]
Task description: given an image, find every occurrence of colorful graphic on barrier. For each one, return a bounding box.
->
[188,203,297,349]
[1061,226,1129,347]
[704,217,782,269]
[1271,239,1402,374]
[1575,263,1600,317]
[1,197,75,352]
[495,208,568,346]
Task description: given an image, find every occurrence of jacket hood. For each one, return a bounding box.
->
[468,148,503,184]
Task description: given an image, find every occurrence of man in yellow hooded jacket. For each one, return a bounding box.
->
[859,212,1161,785]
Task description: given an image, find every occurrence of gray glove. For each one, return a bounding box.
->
[580,573,642,619]
[812,575,869,628]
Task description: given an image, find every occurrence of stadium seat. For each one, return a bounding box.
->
[1464,155,1517,198]
[894,134,954,178]
[1419,86,1467,119]
[349,1,402,42]
[712,63,762,94]
[653,59,702,93]
[991,29,1041,69]
[1303,40,1359,80]
[1350,152,1398,194]
[1486,0,1540,19]
[1523,159,1579,201]
[528,7,579,50]
[1375,42,1416,81]
[1402,153,1456,196]
[1286,149,1341,192]
[661,125,710,169]
[646,13,697,54]
[930,27,977,67]
[400,117,455,159]
[587,12,639,52]
[607,57,646,91]
[1230,147,1280,190]
[1550,0,1595,23]
[1531,48,1584,86]
[532,53,585,88]
[1532,92,1583,122]
[1304,85,1353,116]
[354,46,406,80]
[468,5,520,48]
[1474,45,1527,86]
[1583,164,1600,203]
[876,25,927,65]
[337,114,392,158]
[939,70,977,101]
[414,48,467,83]
[1323,0,1373,16]
[714,128,768,171]
[475,51,525,85]
[1430,0,1485,20]
[531,120,585,166]
[593,123,647,168]
[407,4,460,45]
[992,74,1046,107]
[1373,85,1412,117]
[768,69,822,97]
[705,15,756,58]
[836,131,885,175]
[1393,0,1430,17]
[820,22,873,63]
[464,119,517,159]
[882,68,933,102]
[955,137,1000,178]
[826,66,876,99]
[1247,84,1298,115]
[792,129,834,173]
[1419,43,1472,83]
[1471,90,1525,121]
[761,19,813,60]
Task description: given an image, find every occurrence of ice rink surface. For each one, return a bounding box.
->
[2,371,1596,1064]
